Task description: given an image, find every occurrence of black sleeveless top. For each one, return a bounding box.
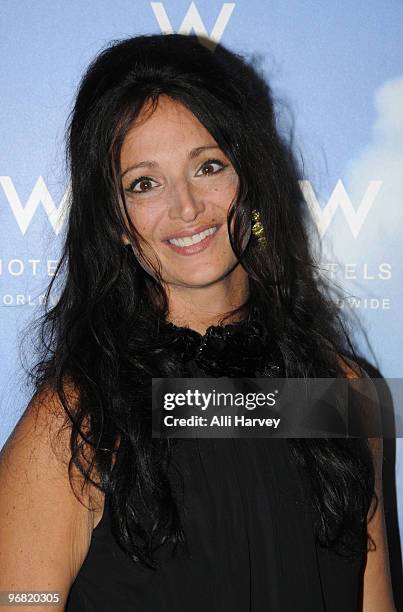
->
[66,318,367,611]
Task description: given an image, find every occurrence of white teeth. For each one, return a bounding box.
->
[168,226,217,247]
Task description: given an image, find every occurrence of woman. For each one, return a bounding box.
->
[0,33,396,611]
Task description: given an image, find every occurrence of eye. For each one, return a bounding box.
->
[125,176,159,195]
[196,158,228,176]
[124,158,229,196]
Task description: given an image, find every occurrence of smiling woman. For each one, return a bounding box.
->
[0,33,396,612]
[118,96,245,300]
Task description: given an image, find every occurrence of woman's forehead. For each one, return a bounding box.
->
[120,97,218,168]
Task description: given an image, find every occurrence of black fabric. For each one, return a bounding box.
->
[154,315,284,378]
[66,318,366,611]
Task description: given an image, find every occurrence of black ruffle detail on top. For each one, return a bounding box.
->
[156,317,284,378]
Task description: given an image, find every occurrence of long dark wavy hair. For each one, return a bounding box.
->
[25,33,376,568]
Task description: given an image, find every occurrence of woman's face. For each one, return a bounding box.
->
[120,95,248,288]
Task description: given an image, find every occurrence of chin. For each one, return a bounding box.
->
[168,266,235,288]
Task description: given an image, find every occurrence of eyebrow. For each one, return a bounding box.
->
[121,144,221,178]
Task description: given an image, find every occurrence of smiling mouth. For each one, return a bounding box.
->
[163,224,220,256]
[166,225,218,247]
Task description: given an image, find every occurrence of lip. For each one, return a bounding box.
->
[163,223,221,241]
[164,224,221,256]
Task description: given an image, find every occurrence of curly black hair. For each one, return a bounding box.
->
[24,33,376,568]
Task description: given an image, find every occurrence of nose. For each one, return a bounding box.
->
[167,179,205,222]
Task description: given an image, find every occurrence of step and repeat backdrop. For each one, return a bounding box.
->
[1,0,402,563]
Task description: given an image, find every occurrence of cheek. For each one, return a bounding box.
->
[211,185,238,216]
[127,206,159,241]
[222,177,240,214]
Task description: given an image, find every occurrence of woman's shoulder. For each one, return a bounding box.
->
[0,380,103,602]
[0,380,81,487]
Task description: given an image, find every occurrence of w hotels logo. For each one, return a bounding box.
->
[0,176,68,236]
[150,2,236,47]
[0,176,382,238]
[300,180,382,239]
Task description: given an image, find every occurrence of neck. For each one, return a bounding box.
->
[164,265,249,335]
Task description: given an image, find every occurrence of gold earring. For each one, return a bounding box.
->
[251,209,267,247]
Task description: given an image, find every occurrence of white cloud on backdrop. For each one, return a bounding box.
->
[323,75,403,262]
[345,75,403,243]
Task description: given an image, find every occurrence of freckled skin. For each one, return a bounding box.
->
[119,95,250,295]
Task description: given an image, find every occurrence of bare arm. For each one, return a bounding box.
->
[337,356,396,611]
[0,385,103,611]
[362,437,396,612]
